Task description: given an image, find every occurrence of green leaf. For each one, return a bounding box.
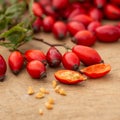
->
[5,2,26,19]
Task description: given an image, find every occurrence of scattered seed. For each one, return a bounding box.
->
[35,92,45,99]
[45,102,53,110]
[27,86,34,95]
[52,80,57,88]
[39,109,43,115]
[40,87,49,94]
[59,88,67,96]
[48,97,55,104]
[54,85,61,93]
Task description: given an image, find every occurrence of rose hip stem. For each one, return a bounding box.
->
[33,37,71,50]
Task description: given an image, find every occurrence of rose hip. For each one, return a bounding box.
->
[32,2,43,17]
[42,16,55,32]
[24,49,47,65]
[62,52,80,70]
[94,0,106,8]
[89,8,103,21]
[95,25,120,42]
[71,30,96,46]
[104,4,120,20]
[72,45,102,66]
[0,55,7,81]
[69,14,93,27]
[80,63,111,78]
[87,21,101,34]
[32,17,43,33]
[67,21,85,36]
[52,21,67,40]
[46,47,62,67]
[8,51,24,75]
[52,0,69,10]
[26,60,46,79]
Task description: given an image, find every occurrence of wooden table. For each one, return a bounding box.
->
[0,24,120,120]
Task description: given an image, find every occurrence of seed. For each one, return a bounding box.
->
[40,87,49,94]
[59,88,67,96]
[38,109,43,115]
[45,102,53,110]
[48,97,55,104]
[52,80,57,88]
[35,92,44,99]
[27,86,34,95]
[54,85,61,93]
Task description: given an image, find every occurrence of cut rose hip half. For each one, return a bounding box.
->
[80,63,111,78]
[54,70,86,84]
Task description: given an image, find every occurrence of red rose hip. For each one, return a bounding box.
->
[24,49,47,65]
[62,52,80,70]
[72,30,96,46]
[8,51,24,75]
[95,25,120,42]
[72,45,102,66]
[46,47,62,67]
[52,21,67,40]
[0,55,7,81]
[67,21,85,36]
[27,60,46,79]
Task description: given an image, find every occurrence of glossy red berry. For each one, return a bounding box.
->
[52,0,69,10]
[32,2,43,17]
[94,0,106,8]
[0,55,7,81]
[69,14,93,27]
[46,47,62,67]
[62,52,80,70]
[67,21,85,36]
[104,4,120,20]
[26,60,46,79]
[72,45,102,66]
[72,30,96,46]
[87,21,101,34]
[42,16,55,32]
[24,49,47,65]
[32,17,43,33]
[95,25,120,42]
[89,8,103,21]
[8,51,24,75]
[52,21,67,40]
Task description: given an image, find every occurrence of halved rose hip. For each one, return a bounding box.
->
[54,70,86,84]
[80,63,111,78]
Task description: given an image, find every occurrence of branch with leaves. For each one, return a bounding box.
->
[0,0,34,51]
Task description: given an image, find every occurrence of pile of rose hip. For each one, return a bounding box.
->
[32,0,120,46]
[0,45,111,84]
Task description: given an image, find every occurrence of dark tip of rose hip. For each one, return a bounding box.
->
[40,72,47,79]
[42,60,47,66]
[33,26,40,33]
[58,34,65,40]
[100,60,104,63]
[71,37,76,43]
[0,75,5,82]
[49,60,61,67]
[97,4,103,9]
[13,70,20,75]
[73,64,79,71]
